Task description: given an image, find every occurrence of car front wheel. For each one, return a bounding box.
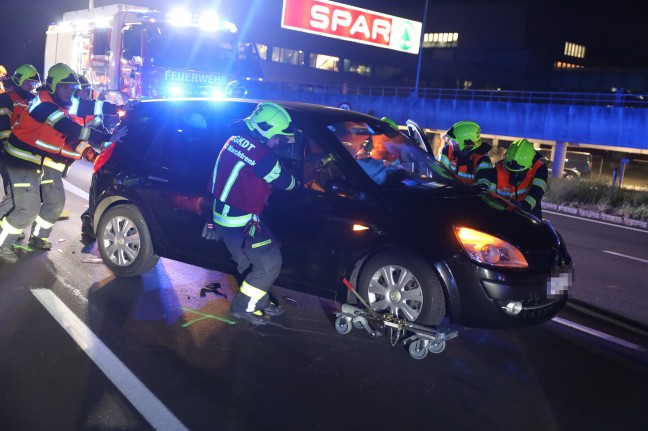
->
[358,251,446,326]
[97,204,159,276]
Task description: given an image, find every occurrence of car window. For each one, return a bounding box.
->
[153,102,252,191]
[327,119,455,187]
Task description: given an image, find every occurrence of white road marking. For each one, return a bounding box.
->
[544,210,648,234]
[31,288,189,431]
[552,316,645,352]
[601,250,648,264]
[63,179,89,200]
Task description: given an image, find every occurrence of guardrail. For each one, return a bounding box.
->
[260,81,648,108]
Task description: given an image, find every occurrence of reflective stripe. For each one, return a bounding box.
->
[35,139,60,152]
[43,158,67,172]
[1,217,22,234]
[40,179,54,185]
[437,153,451,169]
[212,210,252,228]
[0,107,10,116]
[45,110,65,127]
[79,126,91,141]
[219,161,245,202]
[76,141,91,155]
[5,142,42,165]
[532,177,547,191]
[0,217,23,245]
[285,175,296,190]
[60,148,82,159]
[94,100,104,116]
[28,96,42,113]
[524,195,537,209]
[69,97,79,116]
[251,239,272,249]
[263,160,282,183]
[240,281,267,312]
[13,182,31,188]
[35,215,54,230]
[475,161,492,172]
[0,130,9,139]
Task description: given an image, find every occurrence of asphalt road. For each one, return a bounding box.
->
[0,161,646,431]
[544,210,648,327]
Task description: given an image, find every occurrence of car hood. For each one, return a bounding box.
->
[380,185,556,251]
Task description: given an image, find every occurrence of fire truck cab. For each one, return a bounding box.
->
[45,4,253,99]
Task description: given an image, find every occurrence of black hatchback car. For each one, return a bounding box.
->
[87,98,572,329]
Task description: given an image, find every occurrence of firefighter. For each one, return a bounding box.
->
[492,138,548,219]
[210,102,297,325]
[437,120,492,188]
[0,64,41,195]
[0,63,127,263]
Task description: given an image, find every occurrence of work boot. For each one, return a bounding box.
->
[0,245,19,263]
[28,235,53,251]
[261,302,284,317]
[231,309,270,325]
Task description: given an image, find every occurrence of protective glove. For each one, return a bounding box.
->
[82,147,98,163]
[202,221,218,240]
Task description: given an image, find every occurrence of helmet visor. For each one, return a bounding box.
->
[505,159,527,172]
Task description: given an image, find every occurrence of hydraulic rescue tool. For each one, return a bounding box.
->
[335,278,458,360]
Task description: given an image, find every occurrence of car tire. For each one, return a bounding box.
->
[357,251,446,326]
[97,204,159,277]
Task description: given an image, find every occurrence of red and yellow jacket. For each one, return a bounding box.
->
[0,87,34,141]
[211,133,296,227]
[6,90,115,171]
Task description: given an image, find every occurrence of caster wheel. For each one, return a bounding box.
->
[428,340,446,354]
[335,316,352,335]
[408,339,429,360]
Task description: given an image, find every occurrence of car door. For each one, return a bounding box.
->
[265,129,381,300]
[141,101,254,269]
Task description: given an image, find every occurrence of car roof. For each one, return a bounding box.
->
[137,97,377,124]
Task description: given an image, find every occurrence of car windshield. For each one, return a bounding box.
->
[328,120,457,187]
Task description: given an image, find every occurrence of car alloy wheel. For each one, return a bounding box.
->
[97,204,159,276]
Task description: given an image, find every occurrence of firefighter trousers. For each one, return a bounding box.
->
[0,163,65,247]
[216,221,282,314]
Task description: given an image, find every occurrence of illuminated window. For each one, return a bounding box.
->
[346,60,372,76]
[272,47,304,66]
[563,42,586,59]
[255,43,268,61]
[422,32,458,48]
[309,53,339,71]
[554,61,584,69]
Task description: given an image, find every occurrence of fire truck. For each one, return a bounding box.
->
[44,4,259,99]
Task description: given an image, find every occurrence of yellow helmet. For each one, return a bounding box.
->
[443,121,482,152]
[46,63,80,93]
[245,102,294,140]
[12,64,41,87]
[505,139,536,171]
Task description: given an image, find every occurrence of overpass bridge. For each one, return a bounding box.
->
[256,83,648,181]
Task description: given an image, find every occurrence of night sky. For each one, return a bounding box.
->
[1,0,646,80]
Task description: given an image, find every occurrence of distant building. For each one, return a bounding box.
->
[220,0,648,94]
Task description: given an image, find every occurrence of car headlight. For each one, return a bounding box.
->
[453,226,528,268]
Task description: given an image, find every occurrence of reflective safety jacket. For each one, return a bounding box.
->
[212,134,296,227]
[6,90,114,170]
[494,158,547,218]
[437,143,492,187]
[0,87,33,141]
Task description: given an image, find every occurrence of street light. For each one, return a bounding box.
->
[413,0,429,97]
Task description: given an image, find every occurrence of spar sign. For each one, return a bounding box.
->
[281,0,422,54]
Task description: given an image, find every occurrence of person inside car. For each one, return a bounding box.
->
[437,120,492,189]
[210,102,298,325]
[491,138,548,219]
